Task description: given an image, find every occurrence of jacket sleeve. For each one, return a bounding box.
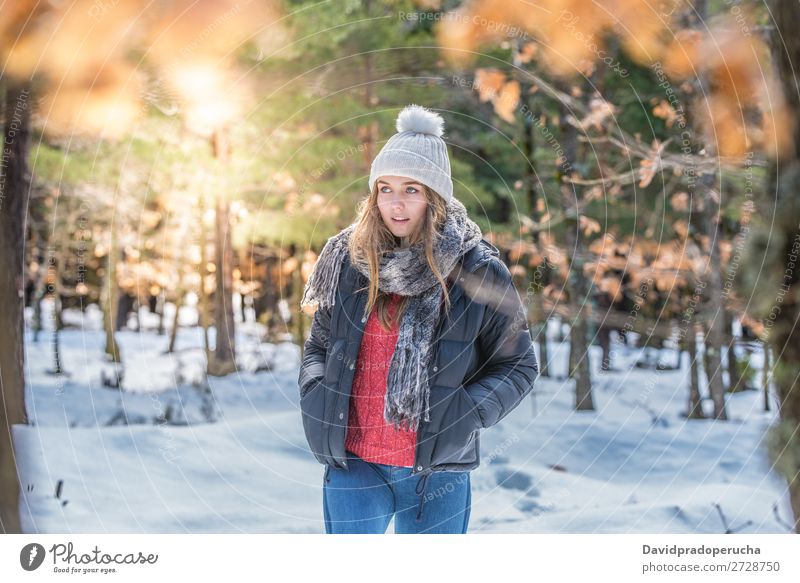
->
[462,258,539,429]
[298,303,332,397]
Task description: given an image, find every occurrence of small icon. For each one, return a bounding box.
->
[20,543,46,571]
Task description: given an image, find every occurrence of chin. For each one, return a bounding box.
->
[385,221,406,236]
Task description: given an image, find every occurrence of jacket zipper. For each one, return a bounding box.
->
[329,345,351,468]
[335,278,368,471]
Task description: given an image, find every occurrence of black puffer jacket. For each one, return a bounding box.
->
[298,238,539,477]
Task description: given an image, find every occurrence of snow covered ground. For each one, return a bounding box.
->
[14,299,795,533]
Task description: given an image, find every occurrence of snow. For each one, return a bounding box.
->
[14,301,794,533]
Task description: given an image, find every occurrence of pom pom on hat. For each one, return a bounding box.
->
[396,104,444,138]
[368,103,453,203]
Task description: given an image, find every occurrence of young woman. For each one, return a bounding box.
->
[298,104,538,534]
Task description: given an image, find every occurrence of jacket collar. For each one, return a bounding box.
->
[460,238,500,273]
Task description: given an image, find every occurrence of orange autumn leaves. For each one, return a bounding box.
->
[2,0,283,138]
[438,0,669,75]
[473,69,520,123]
[435,0,793,160]
[506,231,703,307]
[659,26,792,158]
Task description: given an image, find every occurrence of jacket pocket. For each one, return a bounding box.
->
[459,385,483,429]
[299,374,321,399]
[432,339,473,388]
[300,379,328,464]
[427,384,482,466]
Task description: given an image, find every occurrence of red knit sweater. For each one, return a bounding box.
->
[344,292,417,467]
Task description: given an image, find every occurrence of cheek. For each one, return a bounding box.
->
[410,199,428,222]
[376,198,392,216]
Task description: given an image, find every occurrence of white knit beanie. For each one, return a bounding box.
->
[368,104,453,204]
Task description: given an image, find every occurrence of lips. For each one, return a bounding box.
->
[392,217,409,223]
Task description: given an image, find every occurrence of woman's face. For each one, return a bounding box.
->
[376,175,428,247]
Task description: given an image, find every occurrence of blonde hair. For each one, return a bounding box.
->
[348,182,451,331]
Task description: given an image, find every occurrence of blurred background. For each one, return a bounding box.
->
[1,0,799,534]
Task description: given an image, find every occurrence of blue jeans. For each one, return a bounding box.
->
[323,451,472,534]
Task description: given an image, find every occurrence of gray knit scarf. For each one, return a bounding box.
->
[300,197,483,432]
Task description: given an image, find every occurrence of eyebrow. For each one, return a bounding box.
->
[377,180,422,186]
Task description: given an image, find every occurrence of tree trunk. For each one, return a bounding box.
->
[762,342,771,412]
[517,66,550,379]
[50,216,70,375]
[557,80,593,410]
[0,80,32,533]
[700,173,728,419]
[530,263,551,379]
[103,227,121,364]
[687,324,705,419]
[167,289,183,354]
[571,320,593,409]
[533,301,549,378]
[211,192,236,374]
[157,293,165,336]
[115,292,134,331]
[598,326,611,371]
[263,256,280,341]
[210,128,236,376]
[679,0,727,420]
[31,247,46,343]
[199,194,212,367]
[763,0,800,533]
[725,309,745,392]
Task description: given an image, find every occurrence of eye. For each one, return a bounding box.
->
[379,185,419,194]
